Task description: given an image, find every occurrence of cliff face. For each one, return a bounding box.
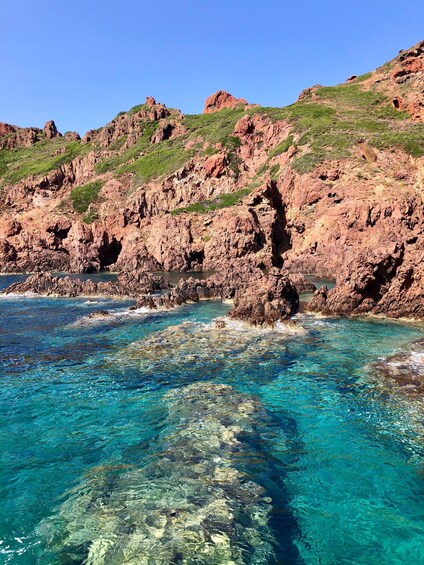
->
[0,41,423,316]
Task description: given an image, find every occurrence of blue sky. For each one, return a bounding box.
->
[1,0,423,135]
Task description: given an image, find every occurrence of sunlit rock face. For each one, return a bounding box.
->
[39,383,279,563]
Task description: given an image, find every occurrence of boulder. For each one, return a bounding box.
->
[229,269,299,326]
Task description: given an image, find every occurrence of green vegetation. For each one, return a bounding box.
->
[268,135,294,159]
[171,188,251,215]
[0,140,88,184]
[183,109,246,145]
[369,128,424,157]
[355,72,372,82]
[314,84,388,107]
[270,163,280,180]
[249,80,423,173]
[108,136,127,151]
[117,138,193,181]
[1,67,423,189]
[83,209,99,224]
[70,180,103,213]
[95,121,158,174]
[128,103,148,115]
[221,135,242,178]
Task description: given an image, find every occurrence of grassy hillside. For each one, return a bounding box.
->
[1,43,423,205]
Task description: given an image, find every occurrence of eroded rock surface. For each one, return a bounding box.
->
[1,40,424,320]
[2,271,168,298]
[203,90,248,113]
[230,269,299,326]
[307,246,424,319]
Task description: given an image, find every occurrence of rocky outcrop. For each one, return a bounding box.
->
[230,268,299,326]
[2,271,168,298]
[372,40,424,122]
[307,245,424,319]
[288,273,317,293]
[43,120,61,139]
[134,260,264,310]
[0,120,62,149]
[1,41,424,321]
[135,264,299,327]
[81,96,175,148]
[0,122,41,149]
[203,90,248,113]
[371,338,424,397]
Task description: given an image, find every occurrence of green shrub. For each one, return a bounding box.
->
[118,140,193,181]
[355,72,372,82]
[95,122,158,174]
[268,135,294,158]
[1,140,88,184]
[270,163,280,179]
[70,180,103,213]
[369,129,424,157]
[171,188,251,215]
[83,209,99,224]
[183,109,246,145]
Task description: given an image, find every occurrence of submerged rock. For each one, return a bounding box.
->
[371,338,424,397]
[87,310,111,319]
[365,338,424,447]
[113,320,304,383]
[39,383,278,563]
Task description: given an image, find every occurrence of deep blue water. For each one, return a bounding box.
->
[2,275,424,563]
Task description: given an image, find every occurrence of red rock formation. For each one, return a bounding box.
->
[1,40,424,323]
[203,90,248,113]
[373,40,424,122]
[0,123,16,136]
[43,120,61,139]
[0,123,41,149]
[229,269,299,326]
[204,153,227,178]
[2,271,168,297]
[307,245,424,319]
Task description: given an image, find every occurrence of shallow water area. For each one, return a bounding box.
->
[2,276,424,563]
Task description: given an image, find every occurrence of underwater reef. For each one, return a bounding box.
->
[39,383,279,564]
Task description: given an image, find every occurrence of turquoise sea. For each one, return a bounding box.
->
[2,274,424,564]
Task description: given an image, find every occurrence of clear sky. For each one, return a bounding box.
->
[1,0,423,135]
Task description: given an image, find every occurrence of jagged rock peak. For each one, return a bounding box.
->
[145,96,157,107]
[43,120,61,139]
[0,122,17,136]
[203,90,248,113]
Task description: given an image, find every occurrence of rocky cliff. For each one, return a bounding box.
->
[1,40,423,318]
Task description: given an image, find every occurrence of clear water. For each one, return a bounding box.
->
[2,279,424,564]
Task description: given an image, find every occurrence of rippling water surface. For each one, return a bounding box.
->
[2,275,424,564]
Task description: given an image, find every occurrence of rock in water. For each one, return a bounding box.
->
[306,246,424,319]
[2,271,169,298]
[87,310,110,319]
[230,269,299,326]
[39,383,278,564]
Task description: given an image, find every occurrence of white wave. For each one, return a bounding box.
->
[68,306,159,327]
[202,316,307,335]
[0,291,41,299]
